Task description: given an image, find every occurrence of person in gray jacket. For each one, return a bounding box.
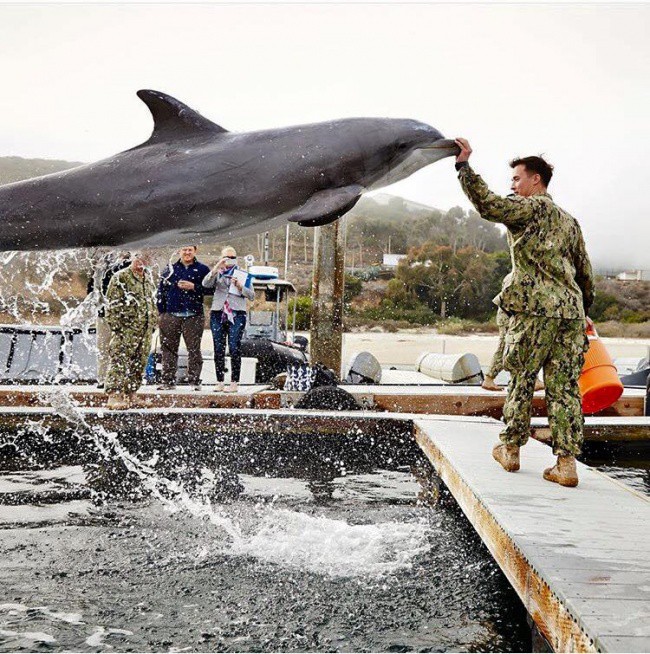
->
[202,246,255,392]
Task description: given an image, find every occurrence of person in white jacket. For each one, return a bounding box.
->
[202,246,255,392]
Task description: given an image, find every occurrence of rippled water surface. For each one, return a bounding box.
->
[583,442,650,498]
[0,464,531,652]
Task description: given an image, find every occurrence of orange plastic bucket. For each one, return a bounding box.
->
[579,322,624,414]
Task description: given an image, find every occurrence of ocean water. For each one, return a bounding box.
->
[582,440,650,498]
[0,462,532,653]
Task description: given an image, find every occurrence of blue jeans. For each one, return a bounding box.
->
[210,310,247,382]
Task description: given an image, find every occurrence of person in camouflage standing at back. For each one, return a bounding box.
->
[454,139,594,487]
[104,251,157,410]
[482,239,544,393]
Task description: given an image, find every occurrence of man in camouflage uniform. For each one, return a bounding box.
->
[104,251,157,410]
[455,139,594,487]
[483,264,544,393]
[482,303,512,390]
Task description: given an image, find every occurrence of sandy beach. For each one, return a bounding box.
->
[338,331,650,367]
[198,329,649,369]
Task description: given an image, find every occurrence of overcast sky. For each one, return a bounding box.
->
[0,2,648,269]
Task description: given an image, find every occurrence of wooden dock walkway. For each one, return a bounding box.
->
[254,385,646,418]
[532,416,650,443]
[0,384,644,418]
[414,416,650,652]
[0,384,269,409]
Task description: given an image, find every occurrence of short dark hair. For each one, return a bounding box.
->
[510,155,554,187]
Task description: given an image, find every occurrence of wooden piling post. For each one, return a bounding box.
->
[310,221,345,376]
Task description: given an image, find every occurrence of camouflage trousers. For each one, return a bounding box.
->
[501,313,588,456]
[105,328,152,395]
[486,308,510,379]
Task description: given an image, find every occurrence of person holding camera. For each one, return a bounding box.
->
[202,246,254,393]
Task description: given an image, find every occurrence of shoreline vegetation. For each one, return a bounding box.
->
[0,311,646,340]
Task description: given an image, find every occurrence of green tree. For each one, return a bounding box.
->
[385,242,506,320]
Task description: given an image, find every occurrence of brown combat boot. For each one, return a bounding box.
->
[543,455,579,487]
[482,376,503,391]
[106,393,130,410]
[492,443,520,472]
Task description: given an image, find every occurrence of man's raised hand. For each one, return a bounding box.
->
[455,138,472,164]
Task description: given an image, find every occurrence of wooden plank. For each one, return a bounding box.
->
[370,388,644,418]
[532,417,650,443]
[413,417,650,653]
[254,387,645,418]
[0,385,643,417]
[0,384,268,410]
[599,636,650,652]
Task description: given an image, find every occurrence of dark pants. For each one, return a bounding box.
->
[210,310,247,382]
[159,313,205,385]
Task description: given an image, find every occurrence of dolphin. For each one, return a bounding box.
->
[0,90,459,251]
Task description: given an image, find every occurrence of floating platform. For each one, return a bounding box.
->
[255,385,646,418]
[532,416,650,443]
[0,384,645,423]
[414,416,650,653]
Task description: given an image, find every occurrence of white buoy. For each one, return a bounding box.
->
[345,351,382,384]
[415,352,483,385]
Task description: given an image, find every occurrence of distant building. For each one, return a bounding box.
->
[382,254,407,268]
[616,270,645,282]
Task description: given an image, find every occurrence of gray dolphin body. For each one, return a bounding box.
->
[0,91,459,251]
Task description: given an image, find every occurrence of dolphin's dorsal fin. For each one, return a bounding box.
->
[137,89,228,144]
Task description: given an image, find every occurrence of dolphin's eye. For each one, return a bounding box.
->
[397,143,409,152]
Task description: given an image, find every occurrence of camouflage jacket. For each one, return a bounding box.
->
[458,165,594,319]
[105,267,157,335]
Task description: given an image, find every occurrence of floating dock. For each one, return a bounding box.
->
[414,416,650,653]
[532,416,650,443]
[0,384,645,419]
[255,385,646,418]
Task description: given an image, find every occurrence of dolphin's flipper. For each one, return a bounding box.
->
[288,185,363,228]
[136,89,229,146]
[297,214,341,228]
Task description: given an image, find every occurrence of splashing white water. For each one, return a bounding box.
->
[48,392,243,542]
[85,627,133,647]
[38,396,430,578]
[0,249,98,324]
[230,507,430,577]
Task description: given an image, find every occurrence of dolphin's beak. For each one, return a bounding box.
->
[423,138,461,156]
[419,138,460,163]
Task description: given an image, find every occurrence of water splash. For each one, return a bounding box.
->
[0,249,99,325]
[29,394,430,578]
[48,392,243,542]
[230,507,430,577]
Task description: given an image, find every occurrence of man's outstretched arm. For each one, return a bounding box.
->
[455,138,534,228]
